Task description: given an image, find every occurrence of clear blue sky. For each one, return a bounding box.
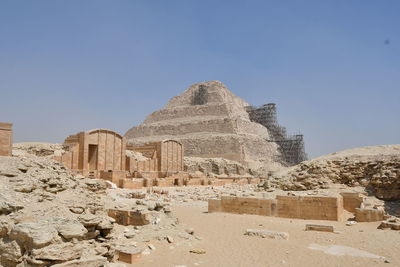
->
[0,1,399,159]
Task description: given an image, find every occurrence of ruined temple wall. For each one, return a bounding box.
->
[57,129,126,175]
[0,122,13,156]
[276,195,344,221]
[160,140,183,172]
[209,195,344,221]
[84,130,126,171]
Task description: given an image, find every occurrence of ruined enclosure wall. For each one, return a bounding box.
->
[276,195,344,221]
[160,140,183,172]
[83,130,126,171]
[126,140,183,174]
[209,195,344,221]
[211,196,277,216]
[0,122,13,156]
[57,129,126,176]
[246,103,307,165]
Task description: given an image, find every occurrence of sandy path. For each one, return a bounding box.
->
[133,202,399,267]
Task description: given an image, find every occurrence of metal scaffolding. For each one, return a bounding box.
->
[246,103,307,166]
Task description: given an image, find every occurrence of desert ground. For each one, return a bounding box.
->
[107,185,399,267]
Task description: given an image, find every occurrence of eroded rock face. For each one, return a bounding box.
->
[0,156,116,266]
[125,81,282,171]
[184,156,250,177]
[270,145,400,200]
[9,222,60,249]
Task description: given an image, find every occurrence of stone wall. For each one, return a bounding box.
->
[0,122,12,156]
[276,195,343,221]
[56,129,126,178]
[209,195,344,221]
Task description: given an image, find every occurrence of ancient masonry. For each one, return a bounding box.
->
[54,129,127,178]
[246,103,307,165]
[53,128,258,189]
[209,192,385,222]
[125,81,306,166]
[0,122,13,156]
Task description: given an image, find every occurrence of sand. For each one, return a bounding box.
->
[134,202,399,267]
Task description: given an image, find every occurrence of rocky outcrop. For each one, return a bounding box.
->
[270,145,400,200]
[125,81,282,170]
[184,156,251,177]
[0,156,116,266]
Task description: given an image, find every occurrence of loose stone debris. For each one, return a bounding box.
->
[244,229,289,240]
[305,224,335,233]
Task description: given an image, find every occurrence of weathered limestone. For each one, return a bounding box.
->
[355,208,385,222]
[276,195,344,221]
[126,140,184,177]
[340,192,364,212]
[118,248,142,264]
[378,218,400,230]
[209,196,277,216]
[0,122,12,156]
[244,229,289,240]
[108,209,150,226]
[125,81,282,167]
[55,129,126,178]
[209,195,344,221]
[305,224,335,232]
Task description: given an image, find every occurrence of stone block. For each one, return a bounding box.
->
[108,209,150,226]
[118,248,142,264]
[0,122,12,156]
[208,199,222,213]
[276,195,344,221]
[208,179,226,186]
[220,196,277,216]
[143,178,155,187]
[244,229,289,240]
[184,178,202,186]
[340,192,364,212]
[355,208,384,222]
[234,178,249,185]
[100,170,126,186]
[305,224,335,232]
[155,178,175,187]
[121,179,144,189]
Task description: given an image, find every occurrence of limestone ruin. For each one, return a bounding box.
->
[0,122,13,156]
[126,139,184,178]
[54,129,126,178]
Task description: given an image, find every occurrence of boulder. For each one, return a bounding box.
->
[48,218,88,239]
[51,256,109,267]
[9,222,59,249]
[31,243,83,261]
